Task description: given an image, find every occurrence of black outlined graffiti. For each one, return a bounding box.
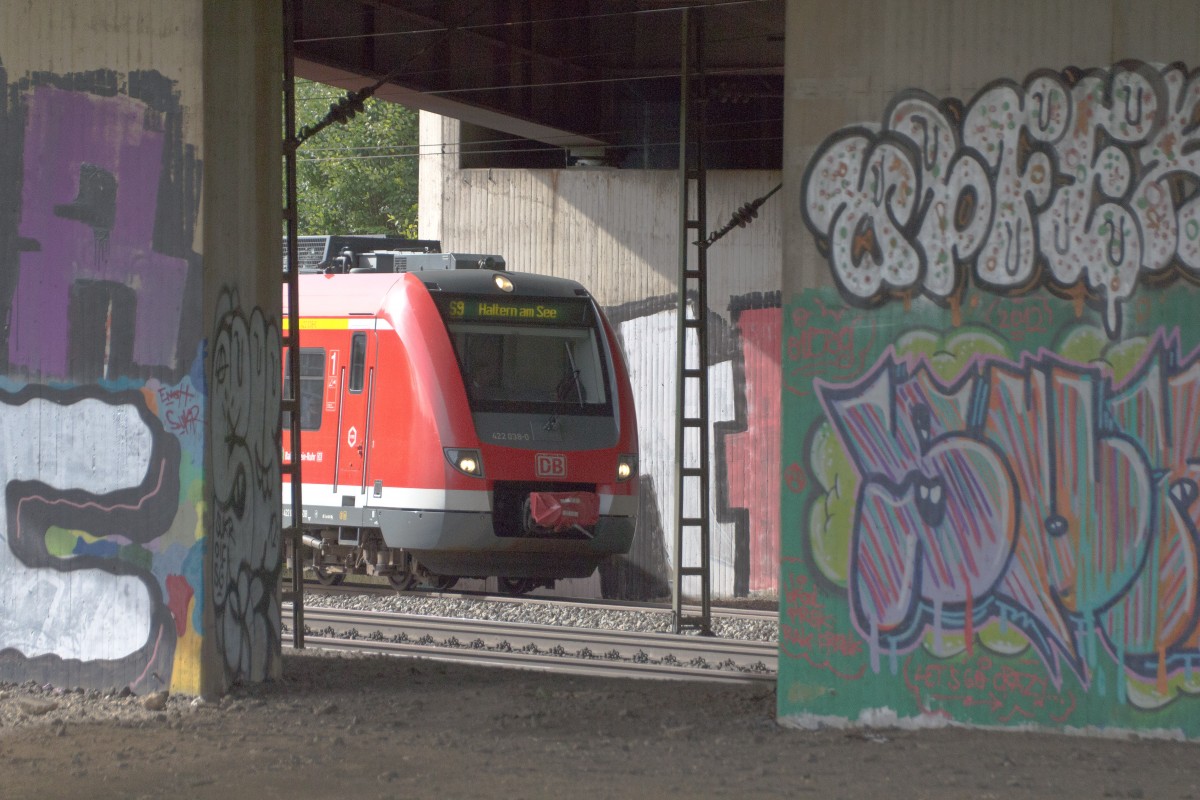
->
[210,286,282,683]
[0,384,179,691]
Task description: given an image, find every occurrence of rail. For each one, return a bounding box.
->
[282,604,777,685]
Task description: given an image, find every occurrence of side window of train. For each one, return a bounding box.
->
[349,332,366,393]
[283,347,326,430]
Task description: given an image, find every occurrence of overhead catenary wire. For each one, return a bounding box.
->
[296,63,781,105]
[296,134,784,164]
[293,27,781,93]
[293,0,776,45]
[292,3,496,146]
[292,98,782,151]
[291,2,780,145]
[289,1,782,166]
[293,79,783,164]
[294,77,781,153]
[294,113,785,159]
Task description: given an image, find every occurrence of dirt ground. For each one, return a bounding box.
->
[0,650,1197,800]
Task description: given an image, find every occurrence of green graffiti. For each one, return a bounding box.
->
[807,422,857,584]
[782,284,1200,735]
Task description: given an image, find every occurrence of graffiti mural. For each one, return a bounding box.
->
[5,71,201,381]
[787,60,1200,736]
[0,385,179,689]
[0,61,209,693]
[720,295,782,593]
[801,61,1200,340]
[781,285,1200,734]
[210,286,282,684]
[603,293,782,599]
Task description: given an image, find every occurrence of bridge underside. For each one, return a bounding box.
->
[292,0,785,170]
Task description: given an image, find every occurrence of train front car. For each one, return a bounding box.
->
[286,265,638,594]
[383,269,639,594]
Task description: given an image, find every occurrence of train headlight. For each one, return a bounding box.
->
[445,448,484,477]
[616,454,638,482]
[493,274,514,292]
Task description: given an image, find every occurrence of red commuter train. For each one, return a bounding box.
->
[282,251,638,594]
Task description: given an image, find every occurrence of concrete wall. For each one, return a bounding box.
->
[421,114,783,599]
[780,0,1200,736]
[0,1,281,697]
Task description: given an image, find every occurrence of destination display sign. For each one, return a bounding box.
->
[437,295,590,325]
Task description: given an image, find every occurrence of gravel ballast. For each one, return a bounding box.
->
[300,591,780,643]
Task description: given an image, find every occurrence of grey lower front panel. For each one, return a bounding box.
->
[374,508,494,549]
[377,509,636,579]
[288,503,635,579]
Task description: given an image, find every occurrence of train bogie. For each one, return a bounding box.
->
[283,257,638,593]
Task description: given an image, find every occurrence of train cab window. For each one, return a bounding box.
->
[283,347,326,430]
[348,333,366,393]
[449,317,611,414]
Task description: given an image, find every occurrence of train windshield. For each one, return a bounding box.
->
[438,296,611,414]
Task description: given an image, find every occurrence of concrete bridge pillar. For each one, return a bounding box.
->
[0,1,282,698]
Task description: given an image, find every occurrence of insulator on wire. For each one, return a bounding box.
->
[328,89,368,124]
[697,182,782,249]
[295,86,375,144]
[732,202,759,227]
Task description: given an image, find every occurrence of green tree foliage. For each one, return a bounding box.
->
[290,79,419,237]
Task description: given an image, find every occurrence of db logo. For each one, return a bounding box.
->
[535,453,567,478]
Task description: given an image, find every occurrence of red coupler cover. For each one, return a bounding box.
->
[529,491,600,531]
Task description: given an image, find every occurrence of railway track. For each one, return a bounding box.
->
[290,577,779,624]
[282,603,777,684]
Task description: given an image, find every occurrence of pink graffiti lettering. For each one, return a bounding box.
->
[904,654,1078,723]
[781,567,865,665]
[157,384,196,405]
[980,297,1053,342]
[786,314,877,400]
[165,404,200,435]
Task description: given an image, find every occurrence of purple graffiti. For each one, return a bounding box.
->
[818,332,1200,696]
[819,361,1019,666]
[9,85,192,379]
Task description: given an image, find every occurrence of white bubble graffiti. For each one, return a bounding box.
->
[0,396,158,661]
[801,62,1200,338]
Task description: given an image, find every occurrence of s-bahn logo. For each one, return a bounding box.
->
[535,453,567,478]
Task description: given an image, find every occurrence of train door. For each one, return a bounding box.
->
[335,327,376,493]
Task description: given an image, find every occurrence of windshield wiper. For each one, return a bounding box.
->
[561,342,584,407]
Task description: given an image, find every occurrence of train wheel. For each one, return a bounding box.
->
[499,578,536,596]
[312,565,345,586]
[435,576,459,591]
[388,552,417,591]
[387,572,417,591]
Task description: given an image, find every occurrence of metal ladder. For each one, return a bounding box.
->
[672,6,713,636]
[281,0,305,648]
